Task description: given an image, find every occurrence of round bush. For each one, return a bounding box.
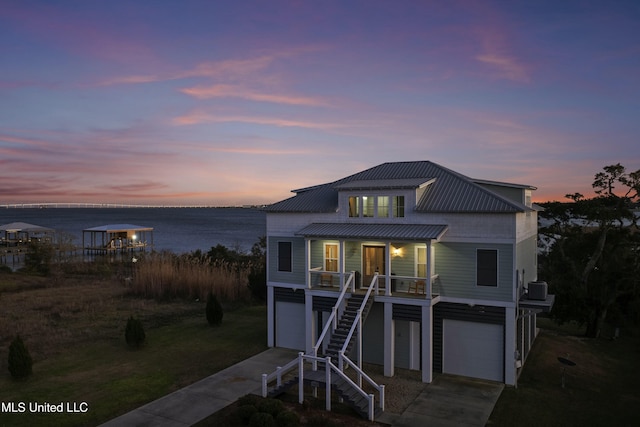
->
[235,404,258,424]
[205,292,223,326]
[238,394,260,407]
[276,410,300,427]
[249,412,276,427]
[256,398,284,417]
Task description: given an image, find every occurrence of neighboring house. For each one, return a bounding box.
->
[263,161,553,389]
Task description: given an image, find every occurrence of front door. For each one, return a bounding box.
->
[363,245,385,288]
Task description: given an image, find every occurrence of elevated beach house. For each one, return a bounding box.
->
[262,161,553,417]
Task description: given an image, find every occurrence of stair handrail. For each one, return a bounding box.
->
[304,354,377,421]
[312,271,355,359]
[339,273,377,357]
[339,351,385,412]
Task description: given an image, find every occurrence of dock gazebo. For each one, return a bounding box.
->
[1,222,55,247]
[83,224,153,254]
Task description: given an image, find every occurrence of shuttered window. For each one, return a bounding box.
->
[278,241,292,272]
[477,249,498,287]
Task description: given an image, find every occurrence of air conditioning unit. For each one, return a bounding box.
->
[528,281,548,301]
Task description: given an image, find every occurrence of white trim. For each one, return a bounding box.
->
[438,296,517,308]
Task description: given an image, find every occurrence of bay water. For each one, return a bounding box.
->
[0,207,266,255]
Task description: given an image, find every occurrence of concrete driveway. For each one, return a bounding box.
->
[379,374,504,427]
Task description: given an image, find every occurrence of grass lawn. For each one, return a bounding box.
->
[488,319,640,426]
[0,272,267,427]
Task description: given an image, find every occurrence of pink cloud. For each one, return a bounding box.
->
[180,84,330,107]
[171,112,341,130]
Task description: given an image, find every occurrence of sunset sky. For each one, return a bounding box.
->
[1,1,638,206]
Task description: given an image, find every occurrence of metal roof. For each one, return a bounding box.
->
[83,224,153,232]
[264,160,531,214]
[295,223,449,241]
[334,178,433,191]
[0,222,54,233]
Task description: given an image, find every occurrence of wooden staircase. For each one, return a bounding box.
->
[323,293,374,361]
[267,293,379,419]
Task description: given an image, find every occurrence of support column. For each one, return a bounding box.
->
[385,242,391,296]
[505,306,516,386]
[267,286,275,347]
[306,239,311,289]
[305,291,316,355]
[384,301,395,377]
[339,240,345,289]
[421,304,433,383]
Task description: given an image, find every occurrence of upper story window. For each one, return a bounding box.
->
[477,249,498,287]
[363,196,375,217]
[377,196,389,217]
[393,196,405,218]
[348,195,405,218]
[348,196,360,217]
[277,241,292,272]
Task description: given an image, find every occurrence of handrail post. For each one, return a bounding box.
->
[325,356,332,411]
[276,366,282,387]
[351,270,356,292]
[332,306,337,330]
[368,394,375,421]
[380,384,385,411]
[298,352,304,404]
[261,373,267,398]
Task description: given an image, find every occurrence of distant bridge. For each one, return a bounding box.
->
[0,203,226,209]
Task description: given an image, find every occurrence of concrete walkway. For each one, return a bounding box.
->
[99,348,299,427]
[380,374,504,427]
[100,349,503,427]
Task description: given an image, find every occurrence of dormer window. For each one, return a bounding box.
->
[348,195,405,218]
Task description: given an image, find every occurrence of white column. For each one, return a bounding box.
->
[421,304,433,383]
[384,301,395,377]
[385,242,391,296]
[305,290,315,355]
[425,241,432,298]
[267,286,275,347]
[409,321,420,370]
[306,239,311,289]
[505,306,516,386]
[339,240,345,289]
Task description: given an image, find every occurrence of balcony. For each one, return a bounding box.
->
[309,268,439,300]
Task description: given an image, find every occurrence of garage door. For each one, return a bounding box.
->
[275,301,305,350]
[443,319,504,382]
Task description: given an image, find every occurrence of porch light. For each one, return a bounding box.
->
[392,247,402,257]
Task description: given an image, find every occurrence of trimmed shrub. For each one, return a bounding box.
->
[206,292,223,326]
[8,335,33,379]
[276,410,300,427]
[125,316,146,348]
[256,398,284,417]
[235,404,258,424]
[249,412,276,427]
[238,394,260,406]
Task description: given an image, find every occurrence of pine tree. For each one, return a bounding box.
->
[125,316,146,348]
[206,292,223,326]
[8,335,33,379]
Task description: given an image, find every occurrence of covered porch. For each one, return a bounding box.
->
[295,222,448,300]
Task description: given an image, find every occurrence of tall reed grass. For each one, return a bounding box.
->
[128,251,252,302]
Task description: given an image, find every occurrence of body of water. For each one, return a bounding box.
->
[0,207,266,255]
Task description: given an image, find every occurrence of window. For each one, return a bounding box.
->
[477,249,498,286]
[416,247,426,278]
[278,241,292,272]
[348,196,360,217]
[325,243,338,272]
[377,196,389,218]
[362,196,375,217]
[393,196,405,217]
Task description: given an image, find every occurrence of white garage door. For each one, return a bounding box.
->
[443,319,504,382]
[275,301,305,350]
